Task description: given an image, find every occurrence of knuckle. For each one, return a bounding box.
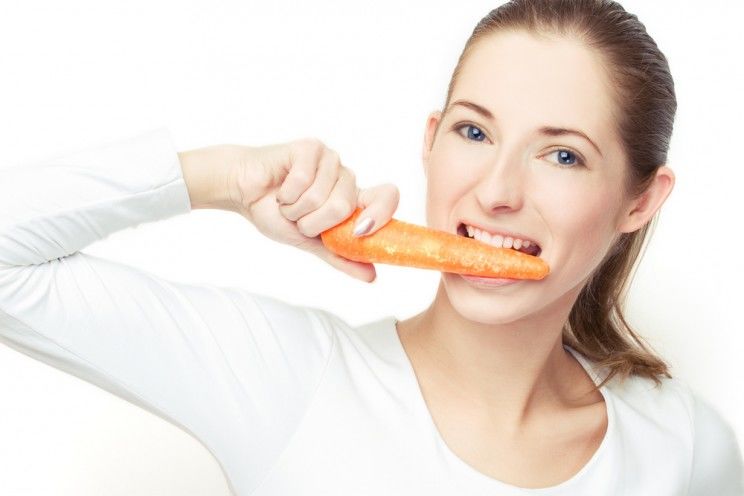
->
[342,166,356,181]
[304,191,325,210]
[331,198,354,218]
[290,137,323,155]
[288,140,304,155]
[280,206,299,222]
[289,169,313,186]
[303,137,325,151]
[326,149,340,165]
[298,219,322,238]
[295,217,311,237]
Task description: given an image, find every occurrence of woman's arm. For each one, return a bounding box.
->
[0,128,335,494]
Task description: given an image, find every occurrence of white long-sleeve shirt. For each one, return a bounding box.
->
[0,128,742,495]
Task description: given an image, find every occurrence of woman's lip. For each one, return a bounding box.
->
[459,274,520,287]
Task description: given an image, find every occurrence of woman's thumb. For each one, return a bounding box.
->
[352,183,400,237]
[324,251,377,283]
[297,236,377,283]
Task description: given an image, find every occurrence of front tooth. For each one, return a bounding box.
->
[471,227,533,251]
[476,228,494,245]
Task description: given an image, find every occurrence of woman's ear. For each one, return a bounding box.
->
[617,165,675,233]
[422,110,443,177]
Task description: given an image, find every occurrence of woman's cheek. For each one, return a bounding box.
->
[426,147,479,208]
[550,186,619,280]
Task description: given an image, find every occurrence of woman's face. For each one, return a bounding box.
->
[424,30,638,325]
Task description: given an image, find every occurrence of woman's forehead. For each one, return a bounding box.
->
[450,30,616,145]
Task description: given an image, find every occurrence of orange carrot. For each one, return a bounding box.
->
[320,208,549,280]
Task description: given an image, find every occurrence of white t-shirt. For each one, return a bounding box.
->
[0,128,742,496]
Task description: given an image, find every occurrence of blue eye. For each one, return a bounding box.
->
[457,124,487,142]
[547,149,586,168]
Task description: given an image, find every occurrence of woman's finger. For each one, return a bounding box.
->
[352,183,400,237]
[294,166,357,238]
[275,139,323,207]
[296,236,377,283]
[278,148,340,222]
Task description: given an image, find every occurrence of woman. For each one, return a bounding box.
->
[0,0,741,494]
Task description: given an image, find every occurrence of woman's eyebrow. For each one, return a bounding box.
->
[449,99,495,120]
[539,126,604,158]
[447,99,604,158]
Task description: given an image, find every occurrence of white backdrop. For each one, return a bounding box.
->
[0,0,742,494]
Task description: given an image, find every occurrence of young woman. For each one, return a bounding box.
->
[1,0,741,494]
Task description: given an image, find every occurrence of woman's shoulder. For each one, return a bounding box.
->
[568,346,697,423]
[604,370,695,418]
[602,371,743,494]
[596,362,729,437]
[684,387,744,494]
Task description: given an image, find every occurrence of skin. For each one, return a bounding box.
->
[394,29,675,488]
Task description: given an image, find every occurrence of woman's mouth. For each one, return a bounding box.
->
[456,222,543,258]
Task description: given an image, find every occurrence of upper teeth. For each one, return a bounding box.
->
[465,225,535,251]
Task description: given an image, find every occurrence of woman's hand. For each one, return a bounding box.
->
[179,139,399,282]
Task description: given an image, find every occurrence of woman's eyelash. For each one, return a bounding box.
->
[454,123,586,168]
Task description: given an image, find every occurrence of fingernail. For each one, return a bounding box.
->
[353,217,374,237]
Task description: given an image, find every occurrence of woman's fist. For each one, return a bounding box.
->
[227,138,399,282]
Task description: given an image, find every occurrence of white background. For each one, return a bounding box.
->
[0,0,742,494]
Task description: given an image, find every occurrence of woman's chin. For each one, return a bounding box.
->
[441,272,539,324]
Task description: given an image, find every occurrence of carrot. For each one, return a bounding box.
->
[320,208,549,280]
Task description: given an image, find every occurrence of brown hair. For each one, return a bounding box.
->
[441,0,676,388]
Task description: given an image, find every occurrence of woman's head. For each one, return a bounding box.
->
[422,0,676,387]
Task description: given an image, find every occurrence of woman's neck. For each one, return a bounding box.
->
[396,279,597,431]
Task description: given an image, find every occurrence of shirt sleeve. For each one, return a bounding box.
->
[687,393,744,495]
[0,128,335,494]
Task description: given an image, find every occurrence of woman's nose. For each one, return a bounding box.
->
[473,154,525,213]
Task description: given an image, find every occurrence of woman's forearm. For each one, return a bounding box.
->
[0,127,191,269]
